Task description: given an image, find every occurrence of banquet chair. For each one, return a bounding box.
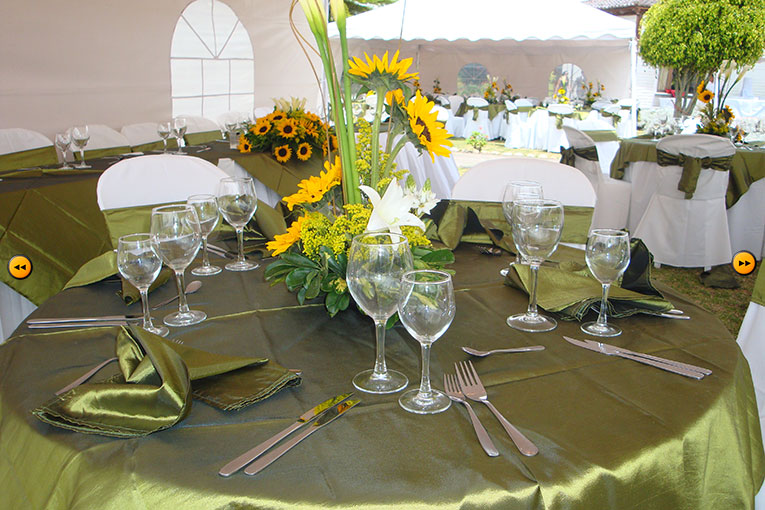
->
[505,99,533,149]
[121,122,169,153]
[0,127,57,170]
[182,116,223,146]
[444,100,466,138]
[616,99,637,139]
[727,178,765,260]
[561,126,630,230]
[448,95,465,116]
[380,132,459,200]
[632,134,735,270]
[500,100,516,141]
[462,97,492,140]
[81,124,131,159]
[544,103,574,153]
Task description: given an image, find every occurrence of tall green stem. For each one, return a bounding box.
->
[381,135,408,179]
[369,88,386,189]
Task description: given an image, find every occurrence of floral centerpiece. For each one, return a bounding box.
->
[500,81,518,102]
[553,87,569,104]
[238,97,336,163]
[696,60,751,137]
[582,81,605,108]
[483,76,500,103]
[267,0,455,316]
[432,78,443,95]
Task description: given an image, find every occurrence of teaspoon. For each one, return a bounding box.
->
[462,345,545,357]
[151,280,203,310]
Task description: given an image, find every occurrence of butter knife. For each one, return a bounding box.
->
[27,315,140,325]
[28,321,129,329]
[563,336,704,380]
[219,392,353,477]
[244,398,361,476]
[582,339,712,376]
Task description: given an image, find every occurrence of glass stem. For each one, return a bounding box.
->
[597,283,610,327]
[162,139,167,153]
[418,343,432,398]
[201,236,210,268]
[139,288,153,329]
[236,228,245,264]
[372,319,388,377]
[79,148,86,165]
[175,270,190,313]
[526,263,540,318]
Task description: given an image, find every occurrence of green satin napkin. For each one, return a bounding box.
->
[184,131,222,146]
[32,326,301,437]
[504,239,673,320]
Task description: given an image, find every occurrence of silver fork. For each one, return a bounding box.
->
[455,360,539,457]
[443,374,499,457]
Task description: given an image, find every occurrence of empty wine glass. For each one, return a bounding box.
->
[347,232,413,394]
[502,180,544,268]
[187,194,221,276]
[157,122,171,153]
[116,233,169,337]
[71,125,90,168]
[150,204,206,327]
[581,229,631,337]
[54,132,73,169]
[172,117,187,154]
[217,177,259,271]
[507,199,564,332]
[397,270,455,414]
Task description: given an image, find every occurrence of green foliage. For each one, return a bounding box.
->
[343,0,397,16]
[466,131,489,152]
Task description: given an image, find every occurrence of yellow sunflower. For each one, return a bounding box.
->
[348,50,419,82]
[405,91,453,162]
[722,105,735,122]
[301,118,318,138]
[698,90,714,103]
[253,119,271,136]
[268,110,286,123]
[320,156,342,187]
[266,215,306,256]
[238,135,252,153]
[385,89,404,106]
[296,142,312,161]
[276,118,298,139]
[274,144,292,163]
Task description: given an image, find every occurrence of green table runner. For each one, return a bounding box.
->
[0,145,59,171]
[0,246,761,508]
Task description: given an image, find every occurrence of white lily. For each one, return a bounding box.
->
[404,177,438,216]
[359,181,426,234]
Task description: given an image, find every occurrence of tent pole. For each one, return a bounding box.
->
[630,37,637,131]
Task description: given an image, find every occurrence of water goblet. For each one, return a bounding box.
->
[157,122,171,153]
[506,199,564,332]
[172,117,187,154]
[116,234,170,337]
[397,270,455,414]
[71,125,90,168]
[54,132,73,169]
[581,229,631,337]
[150,204,206,327]
[502,180,544,266]
[217,177,259,271]
[187,194,222,276]
[347,232,413,394]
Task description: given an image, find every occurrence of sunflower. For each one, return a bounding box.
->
[276,118,298,139]
[348,50,419,89]
[301,118,318,138]
[405,91,453,162]
[722,105,735,123]
[385,88,404,106]
[238,135,252,153]
[296,142,312,161]
[266,215,306,256]
[274,144,292,163]
[697,83,714,103]
[320,156,342,187]
[268,110,286,122]
[253,119,271,136]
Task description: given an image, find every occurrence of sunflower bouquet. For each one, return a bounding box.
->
[695,60,751,137]
[239,97,335,163]
[483,75,501,103]
[582,81,605,108]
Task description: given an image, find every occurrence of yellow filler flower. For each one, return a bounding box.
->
[405,91,453,162]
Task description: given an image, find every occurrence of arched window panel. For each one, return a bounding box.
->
[171,60,203,97]
[203,60,229,95]
[173,97,203,117]
[219,23,254,59]
[230,60,254,94]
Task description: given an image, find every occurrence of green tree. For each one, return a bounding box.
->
[344,0,397,15]
[639,0,765,116]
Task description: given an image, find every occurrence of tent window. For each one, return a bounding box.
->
[170,0,254,120]
[548,64,586,101]
[457,63,489,96]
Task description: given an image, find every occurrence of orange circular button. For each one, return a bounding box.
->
[8,255,32,279]
[732,251,756,276]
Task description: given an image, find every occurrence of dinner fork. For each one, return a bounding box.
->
[443,374,499,457]
[455,360,539,457]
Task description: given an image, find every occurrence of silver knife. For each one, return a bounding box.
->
[218,393,353,477]
[563,336,705,380]
[582,339,712,376]
[244,398,361,476]
[28,321,129,329]
[27,315,141,325]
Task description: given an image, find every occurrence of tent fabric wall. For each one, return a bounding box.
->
[0,0,322,139]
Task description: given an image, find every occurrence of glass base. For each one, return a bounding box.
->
[507,312,557,332]
[74,162,91,169]
[60,163,73,170]
[192,264,222,276]
[399,388,451,414]
[143,323,170,337]
[163,309,206,327]
[581,321,622,337]
[225,260,259,272]
[353,369,408,394]
[499,267,509,277]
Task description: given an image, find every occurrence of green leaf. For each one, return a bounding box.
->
[297,286,307,305]
[281,252,321,270]
[305,272,322,299]
[421,249,455,264]
[327,252,347,276]
[285,268,311,291]
[265,260,297,281]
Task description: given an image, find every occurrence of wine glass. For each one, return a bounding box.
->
[581,229,631,337]
[347,232,413,394]
[157,122,171,153]
[187,194,222,276]
[507,199,564,332]
[116,233,169,337]
[217,177,259,271]
[150,204,206,327]
[71,125,90,168]
[397,270,455,414]
[501,180,544,268]
[54,132,73,169]
[172,117,187,154]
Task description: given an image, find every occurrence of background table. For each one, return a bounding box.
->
[0,246,762,509]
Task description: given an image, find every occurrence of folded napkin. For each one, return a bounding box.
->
[32,326,301,437]
[504,239,673,320]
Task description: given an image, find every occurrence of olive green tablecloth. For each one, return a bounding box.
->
[609,137,765,207]
[0,247,762,509]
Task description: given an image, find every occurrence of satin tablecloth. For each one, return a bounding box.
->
[0,246,762,509]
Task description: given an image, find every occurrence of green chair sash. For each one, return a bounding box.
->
[599,110,621,127]
[553,112,574,129]
[560,145,598,167]
[131,138,178,153]
[185,131,222,146]
[656,148,733,199]
[469,104,490,121]
[583,129,619,143]
[0,145,59,171]
[753,268,765,307]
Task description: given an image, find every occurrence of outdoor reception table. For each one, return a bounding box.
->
[0,246,762,509]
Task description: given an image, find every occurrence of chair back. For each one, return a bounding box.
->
[121,122,162,147]
[78,124,131,158]
[466,97,489,108]
[0,128,57,170]
[505,100,517,112]
[591,101,611,111]
[547,103,574,115]
[448,95,465,112]
[179,115,222,145]
[515,98,533,108]
[562,126,602,188]
[657,134,735,159]
[433,105,449,123]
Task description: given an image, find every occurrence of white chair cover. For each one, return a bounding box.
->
[632,134,735,269]
[181,116,222,136]
[84,124,131,151]
[216,159,282,208]
[252,106,273,119]
[499,100,516,140]
[433,105,449,123]
[616,99,637,139]
[562,126,630,230]
[573,117,621,174]
[462,97,492,140]
[527,108,550,151]
[544,103,575,153]
[97,154,230,210]
[0,128,53,154]
[447,95,465,115]
[381,133,459,200]
[727,178,765,259]
[120,122,162,148]
[504,99,532,149]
